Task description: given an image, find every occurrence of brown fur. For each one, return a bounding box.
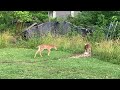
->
[34,44,57,58]
[70,43,92,58]
[84,43,91,55]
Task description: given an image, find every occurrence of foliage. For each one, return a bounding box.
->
[93,40,120,64]
[1,11,120,66]
[1,31,120,66]
[0,11,48,33]
[30,11,48,23]
[13,11,33,22]
[67,11,120,40]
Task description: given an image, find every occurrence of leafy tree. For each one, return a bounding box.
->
[67,11,120,40]
[0,11,48,34]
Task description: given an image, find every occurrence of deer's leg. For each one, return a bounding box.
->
[34,50,40,58]
[48,49,51,56]
[39,49,43,57]
[39,51,43,57]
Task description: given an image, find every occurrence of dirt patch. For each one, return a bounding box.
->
[70,53,91,58]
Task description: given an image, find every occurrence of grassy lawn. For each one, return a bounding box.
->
[0,48,120,79]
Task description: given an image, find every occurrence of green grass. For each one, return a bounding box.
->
[0,48,120,79]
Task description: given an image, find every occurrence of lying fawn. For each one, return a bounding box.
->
[84,43,91,55]
[34,44,57,58]
[70,43,92,58]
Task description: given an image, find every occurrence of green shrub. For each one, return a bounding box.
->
[93,40,120,64]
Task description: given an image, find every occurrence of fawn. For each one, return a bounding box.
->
[84,43,91,55]
[70,43,92,58]
[34,44,57,58]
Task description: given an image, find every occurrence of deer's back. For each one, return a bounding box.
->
[39,44,55,50]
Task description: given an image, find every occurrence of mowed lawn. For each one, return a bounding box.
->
[0,48,120,79]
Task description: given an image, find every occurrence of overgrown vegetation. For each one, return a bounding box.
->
[1,11,120,78]
[0,11,120,65]
[1,31,120,65]
[0,11,48,34]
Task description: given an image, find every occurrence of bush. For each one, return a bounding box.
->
[93,40,120,64]
[0,31,17,48]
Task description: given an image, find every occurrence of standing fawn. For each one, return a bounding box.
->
[34,44,57,58]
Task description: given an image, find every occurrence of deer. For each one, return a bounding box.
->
[70,43,92,58]
[34,44,57,58]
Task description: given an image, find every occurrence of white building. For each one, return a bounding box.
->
[48,11,80,18]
